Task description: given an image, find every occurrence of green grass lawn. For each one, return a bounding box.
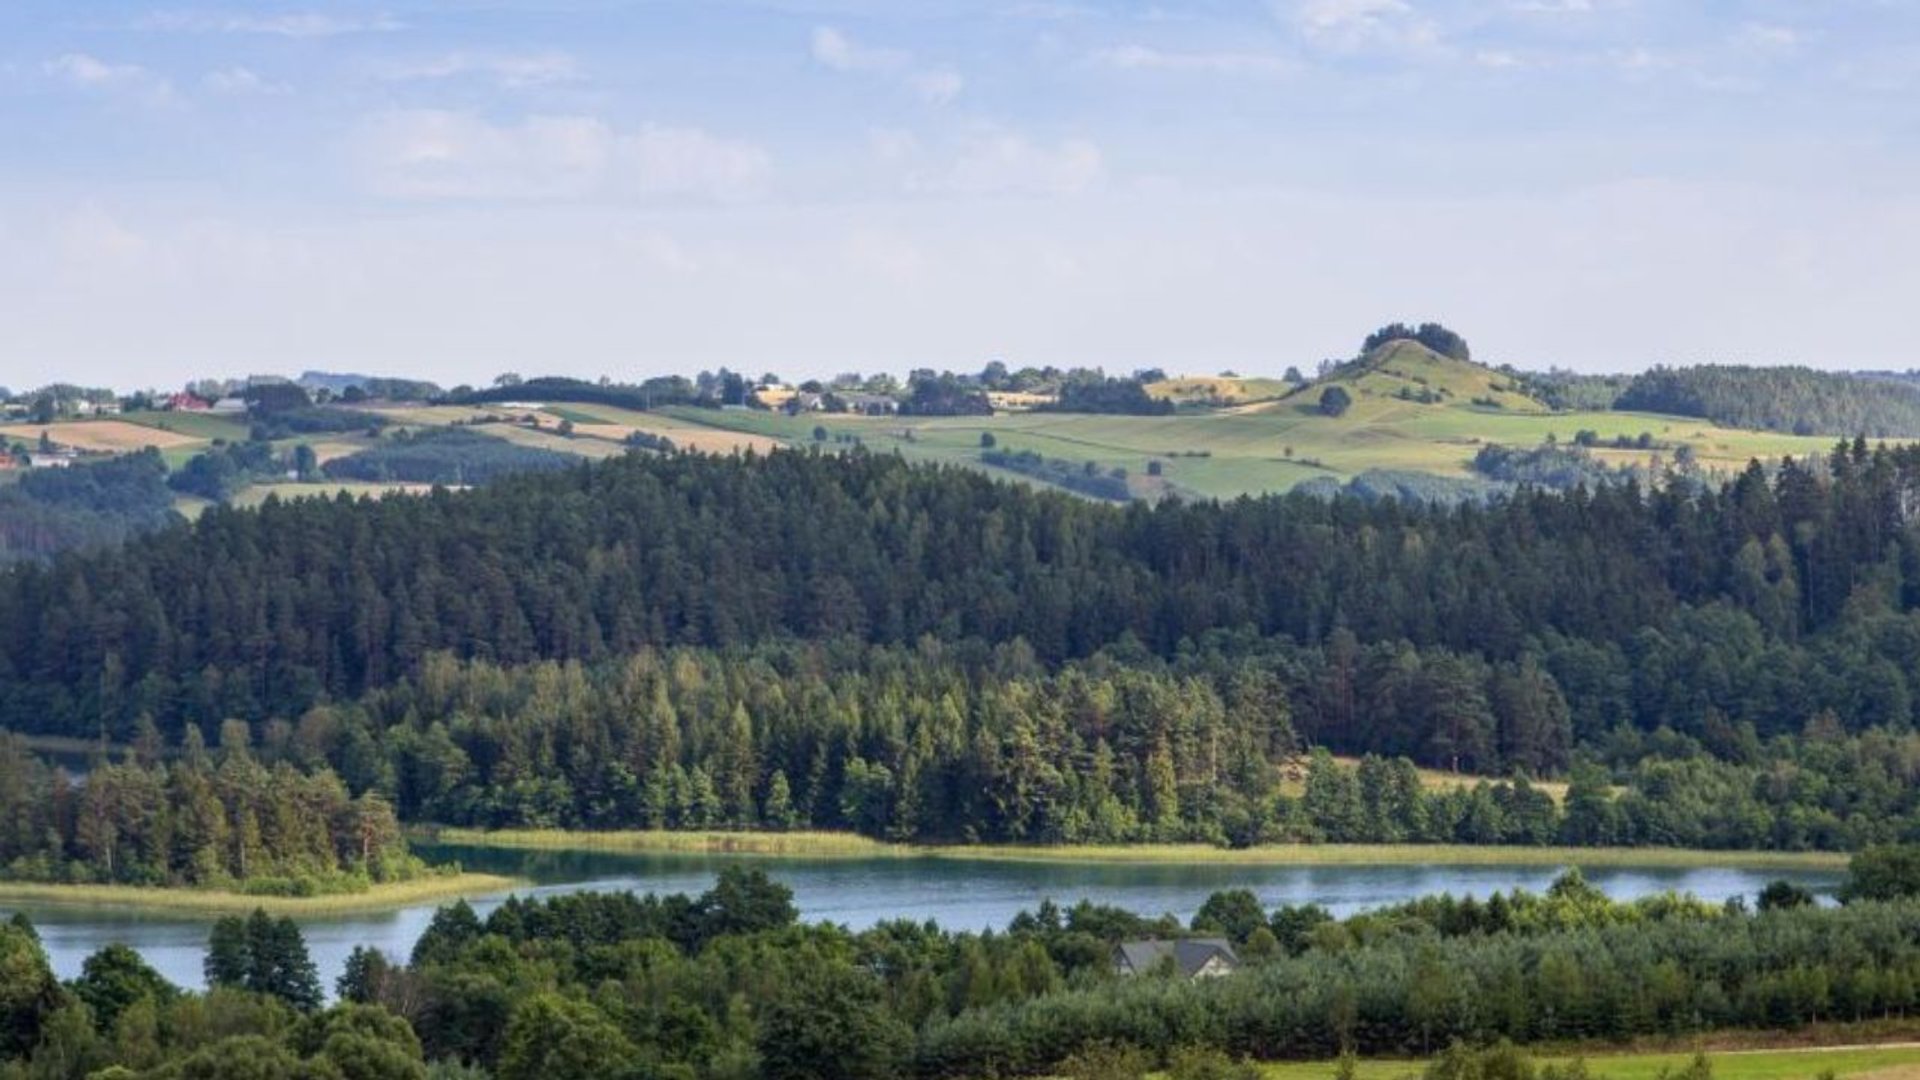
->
[120,409,252,443]
[1255,1044,1920,1080]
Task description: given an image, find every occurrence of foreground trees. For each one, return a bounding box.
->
[8,850,1920,1079]
[6,860,1917,1080]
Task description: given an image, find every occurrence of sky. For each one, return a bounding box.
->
[2,1,1917,391]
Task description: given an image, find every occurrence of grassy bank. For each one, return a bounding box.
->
[1256,1039,1920,1080]
[0,872,519,916]
[422,828,1848,871]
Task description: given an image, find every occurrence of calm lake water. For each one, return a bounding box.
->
[3,843,1843,995]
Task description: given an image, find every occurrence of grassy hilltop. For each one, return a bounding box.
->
[676,341,1848,501]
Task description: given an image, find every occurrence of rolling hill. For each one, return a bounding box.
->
[678,342,1857,501]
[7,343,1891,518]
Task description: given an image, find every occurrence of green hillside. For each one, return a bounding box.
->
[1296,338,1546,414]
[677,344,1855,501]
[13,346,1885,513]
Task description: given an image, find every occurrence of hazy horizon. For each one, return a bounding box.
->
[4,1,1917,389]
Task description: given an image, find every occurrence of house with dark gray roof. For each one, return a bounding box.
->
[1112,938,1239,980]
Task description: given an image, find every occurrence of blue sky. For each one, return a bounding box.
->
[2,1,1916,390]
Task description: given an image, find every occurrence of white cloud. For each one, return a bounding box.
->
[1735,24,1800,54]
[1509,0,1591,13]
[811,26,962,105]
[811,27,908,73]
[350,110,768,202]
[1290,0,1441,54]
[44,53,179,107]
[59,205,149,268]
[936,133,1105,197]
[383,51,583,89]
[203,66,288,94]
[623,125,772,200]
[910,69,965,105]
[1091,44,1293,76]
[143,10,405,37]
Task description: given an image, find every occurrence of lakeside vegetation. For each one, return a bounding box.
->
[427,828,1848,870]
[0,872,516,916]
[8,854,1920,1079]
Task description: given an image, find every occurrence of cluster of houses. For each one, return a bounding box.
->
[161,391,247,414]
[746,383,1061,415]
[748,384,902,416]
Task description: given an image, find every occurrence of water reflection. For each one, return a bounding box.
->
[3,843,1842,997]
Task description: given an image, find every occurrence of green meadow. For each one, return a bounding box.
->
[1251,1043,1920,1080]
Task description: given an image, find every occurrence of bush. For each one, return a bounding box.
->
[1169,1046,1261,1080]
[1319,387,1353,417]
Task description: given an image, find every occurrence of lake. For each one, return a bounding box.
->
[3,843,1843,994]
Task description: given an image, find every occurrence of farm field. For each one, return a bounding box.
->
[0,418,205,452]
[674,348,1856,500]
[229,480,446,508]
[561,402,785,454]
[118,409,253,442]
[11,345,1887,507]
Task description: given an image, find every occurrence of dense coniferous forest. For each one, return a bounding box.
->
[0,450,177,564]
[4,446,1920,848]
[0,728,416,892]
[321,429,579,485]
[1614,365,1920,437]
[8,859,1920,1079]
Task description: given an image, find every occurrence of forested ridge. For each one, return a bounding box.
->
[6,444,1920,848]
[1614,365,1920,437]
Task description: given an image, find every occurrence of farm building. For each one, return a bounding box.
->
[838,392,899,415]
[1112,939,1239,980]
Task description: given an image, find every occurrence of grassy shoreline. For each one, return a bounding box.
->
[420,828,1850,871]
[0,872,520,916]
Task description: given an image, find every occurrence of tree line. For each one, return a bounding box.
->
[0,728,415,895]
[1616,365,1920,438]
[6,443,1920,730]
[0,450,177,565]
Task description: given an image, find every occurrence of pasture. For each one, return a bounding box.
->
[0,419,205,452]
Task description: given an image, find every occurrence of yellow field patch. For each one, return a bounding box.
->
[230,482,444,508]
[651,426,782,455]
[0,420,204,452]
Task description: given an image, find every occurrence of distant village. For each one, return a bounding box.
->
[0,364,1105,471]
